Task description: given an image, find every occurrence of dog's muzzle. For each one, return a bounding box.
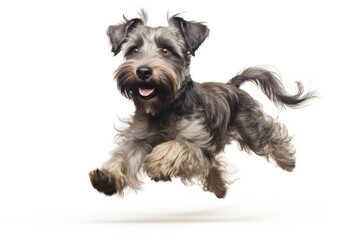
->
[136,66,156,99]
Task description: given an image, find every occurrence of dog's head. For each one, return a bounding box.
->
[107,10,209,115]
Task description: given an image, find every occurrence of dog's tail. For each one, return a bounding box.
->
[229,67,317,108]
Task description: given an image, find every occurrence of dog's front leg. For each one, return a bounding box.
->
[143,140,210,182]
[89,141,150,196]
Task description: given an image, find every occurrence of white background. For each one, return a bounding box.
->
[1,0,359,239]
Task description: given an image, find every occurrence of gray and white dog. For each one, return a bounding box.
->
[89,10,316,198]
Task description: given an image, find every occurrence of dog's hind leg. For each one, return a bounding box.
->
[201,158,228,198]
[231,105,296,172]
[266,121,296,171]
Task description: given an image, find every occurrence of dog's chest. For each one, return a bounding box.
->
[146,116,209,148]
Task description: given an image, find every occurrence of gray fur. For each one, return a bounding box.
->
[89,10,316,198]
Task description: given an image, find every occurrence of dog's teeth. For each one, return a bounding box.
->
[139,87,155,97]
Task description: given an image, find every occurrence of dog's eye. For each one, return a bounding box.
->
[132,48,139,54]
[161,48,171,57]
[125,47,139,57]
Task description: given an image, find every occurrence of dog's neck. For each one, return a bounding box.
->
[144,77,202,124]
[169,76,203,113]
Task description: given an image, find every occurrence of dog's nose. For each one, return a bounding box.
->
[136,67,152,81]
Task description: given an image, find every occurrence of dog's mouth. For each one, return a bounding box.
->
[137,83,156,99]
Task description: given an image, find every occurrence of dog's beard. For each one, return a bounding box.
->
[114,61,181,114]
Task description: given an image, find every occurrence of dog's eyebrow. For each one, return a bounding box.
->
[154,36,181,55]
[131,34,144,48]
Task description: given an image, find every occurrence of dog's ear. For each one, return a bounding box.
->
[107,17,144,56]
[169,16,209,56]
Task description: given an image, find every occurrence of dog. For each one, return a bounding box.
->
[89,10,316,198]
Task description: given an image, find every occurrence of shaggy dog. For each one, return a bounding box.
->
[89,10,316,198]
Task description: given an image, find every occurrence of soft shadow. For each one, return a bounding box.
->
[84,206,282,224]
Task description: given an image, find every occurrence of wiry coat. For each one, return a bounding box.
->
[89,10,316,198]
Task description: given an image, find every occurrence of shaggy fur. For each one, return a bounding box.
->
[89,10,316,198]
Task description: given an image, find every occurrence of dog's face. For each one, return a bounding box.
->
[114,25,188,115]
[107,11,209,115]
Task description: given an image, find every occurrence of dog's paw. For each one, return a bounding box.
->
[149,172,172,182]
[143,157,172,182]
[89,169,117,195]
[144,161,172,182]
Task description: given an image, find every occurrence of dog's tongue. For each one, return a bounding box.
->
[139,87,155,97]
